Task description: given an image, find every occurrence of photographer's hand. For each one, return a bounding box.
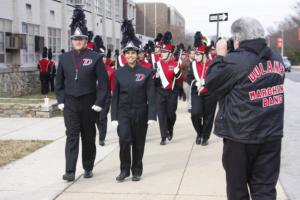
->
[216,39,228,57]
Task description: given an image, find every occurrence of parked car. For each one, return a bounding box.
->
[283,56,291,72]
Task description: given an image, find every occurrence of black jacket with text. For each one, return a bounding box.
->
[205,38,284,144]
[55,49,108,108]
[111,64,156,121]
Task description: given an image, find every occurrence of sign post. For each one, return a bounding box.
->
[209,13,228,41]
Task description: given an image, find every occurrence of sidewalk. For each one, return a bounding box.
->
[0,116,120,200]
[55,104,287,200]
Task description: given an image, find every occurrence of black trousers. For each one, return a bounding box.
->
[222,139,282,200]
[63,93,97,173]
[40,74,50,94]
[156,88,178,138]
[117,105,148,176]
[191,93,218,139]
[49,76,55,92]
[96,95,111,142]
[176,83,186,101]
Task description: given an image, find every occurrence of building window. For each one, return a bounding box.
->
[67,0,74,4]
[26,3,32,17]
[50,10,55,21]
[21,22,40,65]
[107,37,113,50]
[85,0,92,10]
[26,3,32,10]
[95,0,104,15]
[0,32,4,64]
[68,30,71,51]
[115,0,121,20]
[0,18,12,65]
[105,0,112,18]
[115,38,120,50]
[48,27,61,61]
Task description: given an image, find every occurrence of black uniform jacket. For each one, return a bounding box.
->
[111,64,156,121]
[55,49,109,108]
[205,38,284,144]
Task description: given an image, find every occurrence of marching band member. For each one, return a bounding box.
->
[187,32,218,145]
[111,19,156,182]
[37,47,50,94]
[154,31,182,145]
[55,6,108,181]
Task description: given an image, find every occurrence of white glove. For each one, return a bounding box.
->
[91,105,102,112]
[174,66,180,74]
[147,120,156,125]
[178,59,182,65]
[58,104,64,111]
[195,81,202,88]
[201,79,205,85]
[155,68,160,78]
[111,121,119,127]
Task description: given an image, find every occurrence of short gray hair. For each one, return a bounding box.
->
[231,17,265,42]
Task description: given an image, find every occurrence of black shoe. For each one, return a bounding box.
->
[160,138,167,145]
[62,173,75,181]
[167,131,173,141]
[116,172,130,182]
[84,170,93,178]
[99,140,105,146]
[132,175,141,181]
[196,136,202,145]
[202,138,209,146]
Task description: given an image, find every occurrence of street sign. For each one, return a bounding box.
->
[209,13,229,41]
[277,37,283,48]
[209,13,228,22]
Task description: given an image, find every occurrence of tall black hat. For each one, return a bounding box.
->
[107,49,112,59]
[147,40,155,54]
[194,31,204,48]
[88,31,94,42]
[162,31,173,52]
[154,33,163,47]
[115,49,119,57]
[48,48,53,60]
[70,6,88,39]
[120,18,142,52]
[94,35,106,53]
[42,47,48,58]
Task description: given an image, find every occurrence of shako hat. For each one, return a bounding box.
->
[120,18,142,52]
[70,6,88,39]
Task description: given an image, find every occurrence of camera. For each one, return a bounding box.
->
[227,38,234,53]
[217,37,235,53]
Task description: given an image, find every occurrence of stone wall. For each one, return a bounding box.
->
[0,102,61,118]
[0,67,40,97]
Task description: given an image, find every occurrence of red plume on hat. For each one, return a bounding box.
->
[196,45,206,54]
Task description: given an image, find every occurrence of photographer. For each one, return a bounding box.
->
[205,17,284,200]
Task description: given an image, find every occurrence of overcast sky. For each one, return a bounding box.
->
[134,0,298,37]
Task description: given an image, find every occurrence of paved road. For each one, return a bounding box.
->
[286,67,300,83]
[279,78,300,200]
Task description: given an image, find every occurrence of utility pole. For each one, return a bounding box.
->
[216,15,220,41]
[281,31,284,57]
